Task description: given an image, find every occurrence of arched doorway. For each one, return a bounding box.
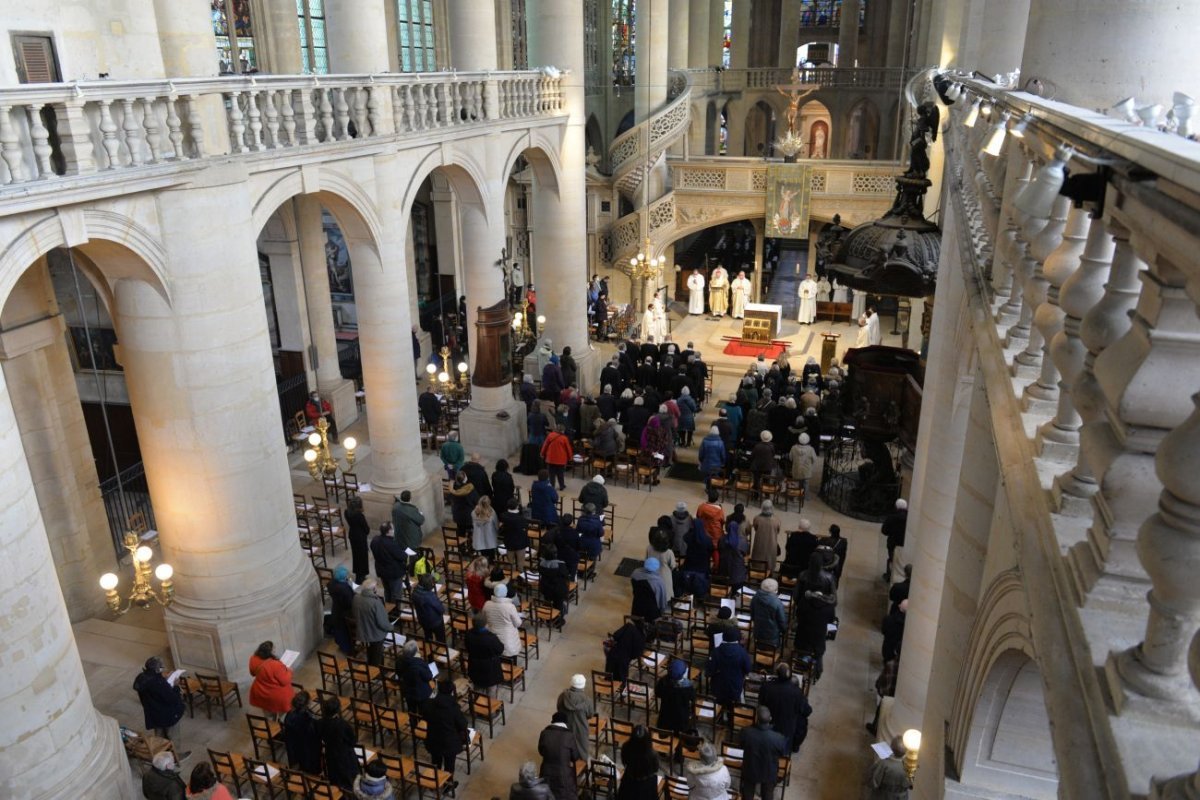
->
[746,100,777,158]
[846,97,881,160]
[799,99,832,159]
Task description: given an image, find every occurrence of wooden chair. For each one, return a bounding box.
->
[623,678,653,722]
[342,471,361,501]
[314,565,333,603]
[732,470,755,503]
[206,749,246,797]
[634,452,659,491]
[457,726,486,774]
[692,695,719,738]
[349,696,380,744]
[278,766,311,798]
[411,759,454,799]
[609,717,636,762]
[747,560,770,586]
[721,740,744,783]
[612,452,635,488]
[498,658,526,703]
[709,469,730,500]
[242,756,283,799]
[347,657,386,701]
[588,758,620,799]
[245,714,286,761]
[319,507,347,553]
[375,703,410,753]
[781,478,806,511]
[376,752,408,790]
[760,476,783,505]
[518,627,540,667]
[649,727,676,768]
[729,702,757,738]
[592,670,618,715]
[589,715,610,757]
[196,673,242,720]
[318,651,351,695]
[323,473,343,503]
[176,675,203,719]
[469,689,506,737]
[530,601,563,638]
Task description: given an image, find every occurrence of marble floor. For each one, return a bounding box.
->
[79,313,908,799]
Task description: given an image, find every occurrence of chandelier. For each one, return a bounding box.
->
[303,416,356,479]
[99,532,175,614]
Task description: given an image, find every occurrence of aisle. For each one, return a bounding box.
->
[766,247,805,320]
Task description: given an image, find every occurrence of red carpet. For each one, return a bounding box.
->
[722,338,789,358]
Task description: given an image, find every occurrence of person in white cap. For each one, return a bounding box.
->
[578,473,609,510]
[789,432,817,494]
[750,430,778,495]
[556,673,595,760]
[880,498,909,581]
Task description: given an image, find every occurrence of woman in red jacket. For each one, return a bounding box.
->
[249,641,294,717]
[540,427,574,491]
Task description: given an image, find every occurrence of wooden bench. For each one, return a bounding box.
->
[816,301,854,323]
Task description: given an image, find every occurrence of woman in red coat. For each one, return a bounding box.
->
[249,641,294,716]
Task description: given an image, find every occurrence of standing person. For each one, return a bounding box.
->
[578,474,609,510]
[530,469,560,526]
[492,459,516,512]
[511,262,525,306]
[560,347,579,389]
[881,498,908,580]
[418,384,441,444]
[605,618,646,694]
[440,431,465,479]
[687,269,706,315]
[577,503,606,559]
[353,579,392,666]
[718,506,749,591]
[132,657,188,755]
[695,492,726,561]
[697,426,726,491]
[327,566,355,655]
[677,386,698,446]
[461,453,493,499]
[556,674,595,762]
[499,498,531,574]
[391,491,425,574]
[395,640,435,711]
[882,599,908,662]
[669,502,694,558]
[538,543,571,628]
[617,725,661,799]
[281,690,322,775]
[143,751,186,800]
[369,521,408,603]
[866,736,911,799]
[750,501,781,574]
[346,496,371,585]
[420,681,467,792]
[537,711,581,800]
[472,496,500,561]
[645,526,676,600]
[792,554,838,677]
[630,557,668,622]
[540,426,574,491]
[654,659,695,734]
[449,472,480,540]
[758,662,813,753]
[247,641,293,718]
[484,583,524,658]
[749,579,788,650]
[686,741,732,800]
[465,612,505,698]
[789,433,817,495]
[465,556,490,611]
[866,306,883,345]
[706,629,752,711]
[782,519,820,579]
[320,696,360,791]
[411,572,447,644]
[730,271,752,319]
[822,524,849,586]
[740,707,789,800]
[797,272,818,325]
[510,761,555,800]
[708,265,729,317]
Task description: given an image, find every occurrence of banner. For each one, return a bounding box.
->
[764,163,812,240]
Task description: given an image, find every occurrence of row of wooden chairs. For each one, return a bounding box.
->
[709,470,806,509]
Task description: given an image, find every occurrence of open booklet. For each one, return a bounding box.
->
[166,669,186,687]
[280,649,300,669]
[871,741,894,759]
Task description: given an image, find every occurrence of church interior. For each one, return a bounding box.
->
[1,1,1199,798]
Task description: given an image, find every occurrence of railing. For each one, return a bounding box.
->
[277,372,310,436]
[99,461,155,560]
[684,66,915,95]
[608,69,692,198]
[944,75,1200,796]
[0,70,565,188]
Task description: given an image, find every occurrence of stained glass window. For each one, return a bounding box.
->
[584,0,600,91]
[212,0,257,74]
[611,0,635,86]
[298,0,329,74]
[397,0,438,72]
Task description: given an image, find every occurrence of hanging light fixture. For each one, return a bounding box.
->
[963,96,981,128]
[981,111,1010,157]
[99,533,175,614]
[1013,143,1072,221]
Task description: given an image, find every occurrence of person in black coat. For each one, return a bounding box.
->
[418,386,441,432]
[282,690,322,774]
[369,522,409,602]
[882,599,907,662]
[395,640,435,711]
[654,659,696,733]
[781,522,819,580]
[499,498,531,573]
[460,453,493,499]
[466,612,506,697]
[793,554,838,677]
[880,498,909,580]
[344,496,371,584]
[538,544,572,625]
[604,619,645,689]
[320,696,360,790]
[821,524,849,587]
[617,725,661,799]
[636,357,657,388]
[421,681,468,778]
[740,707,789,800]
[889,563,912,614]
[132,657,186,744]
[492,459,516,514]
[326,566,356,655]
[537,711,581,800]
[600,360,622,395]
[758,662,813,753]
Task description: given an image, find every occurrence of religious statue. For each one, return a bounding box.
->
[816,275,832,303]
[905,101,939,179]
[709,265,730,317]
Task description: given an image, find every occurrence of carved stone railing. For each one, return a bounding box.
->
[0,70,565,190]
[943,75,1200,797]
[608,69,692,200]
[683,66,916,95]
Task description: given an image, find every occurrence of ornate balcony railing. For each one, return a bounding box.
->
[683,66,915,95]
[0,70,565,189]
[942,74,1200,798]
[608,69,692,200]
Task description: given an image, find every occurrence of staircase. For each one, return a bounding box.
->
[608,70,693,202]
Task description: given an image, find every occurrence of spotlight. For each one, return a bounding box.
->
[1009,113,1032,139]
[1109,96,1137,123]
[981,112,1010,156]
[963,97,981,128]
[1135,103,1163,128]
[979,100,993,120]
[1013,144,1072,221]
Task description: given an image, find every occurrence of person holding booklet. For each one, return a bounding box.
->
[248,640,295,717]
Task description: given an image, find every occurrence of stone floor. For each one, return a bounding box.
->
[79,311,909,799]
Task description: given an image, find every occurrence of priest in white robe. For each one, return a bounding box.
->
[686,269,706,315]
[709,266,729,316]
[641,303,658,343]
[866,307,883,345]
[797,273,819,324]
[855,313,870,347]
[730,271,752,319]
[816,276,832,302]
[652,289,669,341]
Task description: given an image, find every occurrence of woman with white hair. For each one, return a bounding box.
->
[789,432,818,494]
[686,740,732,799]
[509,761,555,800]
[483,583,524,658]
[471,495,499,561]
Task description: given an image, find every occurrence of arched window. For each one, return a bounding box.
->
[212,0,258,74]
[396,0,438,72]
[297,0,329,74]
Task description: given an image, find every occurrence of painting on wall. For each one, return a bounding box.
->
[323,211,354,300]
[764,163,812,240]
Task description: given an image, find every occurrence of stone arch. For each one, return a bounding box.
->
[659,208,765,257]
[250,165,385,250]
[845,97,881,159]
[615,109,635,140]
[746,100,777,158]
[400,148,490,225]
[799,99,832,159]
[500,136,562,199]
[944,571,1059,798]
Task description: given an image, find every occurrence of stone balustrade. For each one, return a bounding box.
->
[944,75,1200,794]
[0,70,564,189]
[682,66,916,94]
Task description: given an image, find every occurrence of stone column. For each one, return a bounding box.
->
[1146,629,1200,798]
[296,195,358,427]
[884,0,910,68]
[0,310,111,622]
[778,1,801,69]
[528,0,597,391]
[667,0,691,70]
[1022,0,1200,112]
[751,219,764,304]
[838,0,861,67]
[152,0,218,77]
[325,0,391,73]
[115,177,321,680]
[887,204,977,738]
[729,0,751,70]
[448,0,499,70]
[257,0,304,73]
[708,0,725,67]
[635,0,669,122]
[0,366,132,799]
[975,0,1029,78]
[724,97,745,157]
[356,154,443,529]
[688,0,710,69]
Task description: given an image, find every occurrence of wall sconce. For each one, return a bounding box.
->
[902,728,922,783]
[99,533,175,614]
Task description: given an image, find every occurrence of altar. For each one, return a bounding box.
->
[742,302,783,343]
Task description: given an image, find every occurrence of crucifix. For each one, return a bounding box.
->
[774,67,820,136]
